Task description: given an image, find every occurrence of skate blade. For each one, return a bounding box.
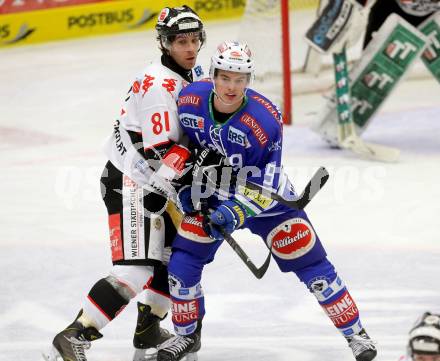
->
[41,346,62,361]
[133,347,158,361]
[185,352,198,361]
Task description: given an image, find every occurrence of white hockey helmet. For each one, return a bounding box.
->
[209,41,255,81]
[409,312,440,358]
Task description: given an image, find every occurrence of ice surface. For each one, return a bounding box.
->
[0,16,439,361]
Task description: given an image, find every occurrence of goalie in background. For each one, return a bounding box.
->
[310,0,440,154]
[399,312,440,361]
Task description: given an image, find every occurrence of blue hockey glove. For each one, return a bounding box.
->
[207,200,246,240]
[176,185,195,214]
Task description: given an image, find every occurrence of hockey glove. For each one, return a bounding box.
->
[176,185,195,214]
[207,200,246,241]
[145,143,191,200]
[157,143,192,181]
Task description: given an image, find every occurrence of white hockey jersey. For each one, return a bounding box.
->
[396,0,440,16]
[105,61,204,187]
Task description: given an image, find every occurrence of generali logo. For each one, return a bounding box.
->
[239,113,268,146]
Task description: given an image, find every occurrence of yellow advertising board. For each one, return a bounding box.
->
[0,0,246,48]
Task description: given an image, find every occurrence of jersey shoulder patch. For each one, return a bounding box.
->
[178,80,212,108]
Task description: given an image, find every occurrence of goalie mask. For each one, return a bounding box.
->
[156,5,206,52]
[409,312,440,359]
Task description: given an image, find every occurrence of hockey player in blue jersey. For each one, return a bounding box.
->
[156,41,377,361]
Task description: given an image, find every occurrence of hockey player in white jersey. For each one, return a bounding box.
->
[42,6,206,361]
[398,312,440,361]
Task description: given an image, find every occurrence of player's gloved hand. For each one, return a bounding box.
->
[207,200,246,240]
[145,171,177,200]
[176,185,195,214]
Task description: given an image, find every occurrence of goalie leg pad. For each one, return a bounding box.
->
[419,12,440,83]
[295,257,363,337]
[315,13,427,145]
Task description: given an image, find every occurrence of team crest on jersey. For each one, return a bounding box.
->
[227,126,249,148]
[267,218,316,260]
[180,113,204,132]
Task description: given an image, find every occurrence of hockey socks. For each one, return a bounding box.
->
[167,250,205,336]
[296,258,363,337]
[82,277,130,330]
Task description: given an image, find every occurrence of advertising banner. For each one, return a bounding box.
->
[0,0,113,15]
[0,0,245,47]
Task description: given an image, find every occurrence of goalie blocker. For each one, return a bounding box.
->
[305,0,370,54]
[315,13,430,146]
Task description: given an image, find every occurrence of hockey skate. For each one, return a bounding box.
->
[157,322,201,361]
[132,302,174,361]
[348,330,377,361]
[42,318,103,361]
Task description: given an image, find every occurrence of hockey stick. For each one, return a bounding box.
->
[235,166,330,210]
[207,167,329,279]
[333,48,400,162]
[204,167,329,279]
[220,228,271,279]
[205,212,271,279]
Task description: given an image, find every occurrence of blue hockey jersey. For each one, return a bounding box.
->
[178,80,291,217]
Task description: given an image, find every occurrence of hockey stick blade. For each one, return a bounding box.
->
[221,229,271,279]
[238,166,329,210]
[341,135,400,162]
